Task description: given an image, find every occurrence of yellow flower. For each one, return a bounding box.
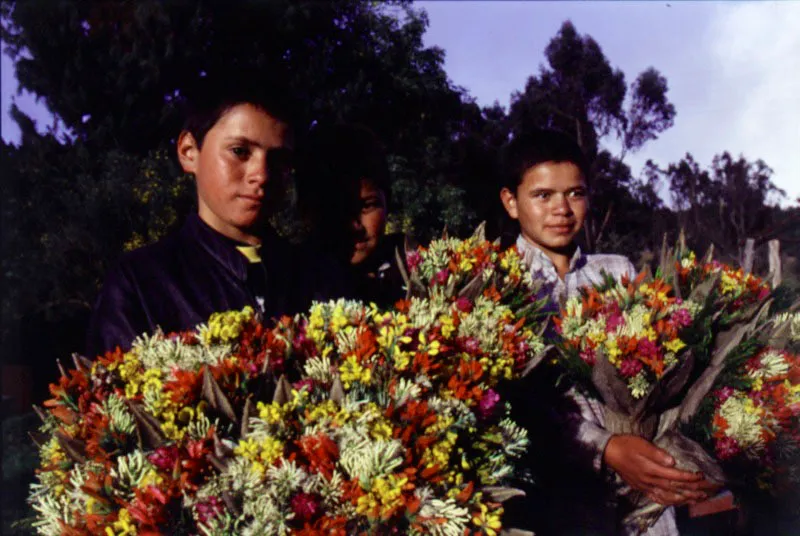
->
[664,338,686,353]
[370,420,394,441]
[258,436,285,465]
[235,438,261,460]
[340,355,371,388]
[200,307,254,344]
[392,349,412,371]
[330,306,349,332]
[357,474,408,518]
[125,382,139,398]
[105,508,137,536]
[752,377,764,392]
[439,315,456,339]
[306,400,338,423]
[472,503,503,536]
[257,401,287,424]
[605,339,622,365]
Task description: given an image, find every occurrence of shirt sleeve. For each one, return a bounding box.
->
[624,258,639,280]
[563,387,613,472]
[85,261,148,357]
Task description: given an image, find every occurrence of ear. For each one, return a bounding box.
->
[500,187,519,220]
[177,130,200,174]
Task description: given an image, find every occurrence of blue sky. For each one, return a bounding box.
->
[3,1,799,202]
[417,0,800,204]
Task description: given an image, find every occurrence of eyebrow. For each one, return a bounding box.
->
[528,186,586,194]
[223,136,264,148]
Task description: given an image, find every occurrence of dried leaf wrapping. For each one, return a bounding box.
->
[126,400,166,449]
[482,486,526,503]
[202,367,237,424]
[272,374,293,405]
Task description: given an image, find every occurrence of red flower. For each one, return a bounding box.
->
[148,446,179,472]
[291,492,320,522]
[619,358,643,378]
[195,496,225,525]
[715,436,741,461]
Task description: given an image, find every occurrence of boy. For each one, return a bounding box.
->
[87,73,345,355]
[499,129,717,535]
[297,123,406,308]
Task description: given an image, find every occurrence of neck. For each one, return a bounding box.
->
[519,236,576,280]
[197,211,262,246]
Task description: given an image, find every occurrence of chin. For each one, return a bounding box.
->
[350,252,368,265]
[543,237,575,250]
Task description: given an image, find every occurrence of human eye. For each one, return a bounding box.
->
[568,188,587,199]
[361,197,383,212]
[532,190,551,200]
[230,145,250,159]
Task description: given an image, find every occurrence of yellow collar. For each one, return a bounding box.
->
[236,245,262,264]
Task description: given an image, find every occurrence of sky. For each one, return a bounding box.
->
[417,0,800,204]
[2,1,799,203]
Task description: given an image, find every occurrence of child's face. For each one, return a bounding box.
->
[177,103,291,244]
[350,178,387,265]
[501,161,588,253]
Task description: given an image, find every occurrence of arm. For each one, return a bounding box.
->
[85,262,148,357]
[566,390,717,506]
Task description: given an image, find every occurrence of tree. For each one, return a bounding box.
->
[505,21,676,257]
[0,0,481,381]
[655,151,787,264]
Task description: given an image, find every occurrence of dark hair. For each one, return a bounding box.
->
[297,123,391,212]
[499,129,590,192]
[180,68,298,147]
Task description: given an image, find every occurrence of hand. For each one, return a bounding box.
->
[603,435,720,506]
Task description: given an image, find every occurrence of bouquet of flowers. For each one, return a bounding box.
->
[683,310,800,505]
[28,228,549,536]
[554,242,782,534]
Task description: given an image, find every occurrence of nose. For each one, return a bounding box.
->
[246,154,268,187]
[552,193,573,215]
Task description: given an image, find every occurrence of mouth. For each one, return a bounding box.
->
[546,224,574,235]
[239,194,264,204]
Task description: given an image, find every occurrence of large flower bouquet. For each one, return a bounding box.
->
[683,311,800,506]
[554,243,785,534]
[28,229,549,536]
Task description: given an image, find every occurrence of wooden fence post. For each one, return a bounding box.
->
[742,238,755,273]
[768,239,782,288]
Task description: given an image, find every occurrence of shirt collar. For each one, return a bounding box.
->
[515,235,585,275]
[183,213,255,280]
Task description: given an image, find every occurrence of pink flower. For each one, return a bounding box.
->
[406,251,422,271]
[478,389,500,419]
[455,297,473,313]
[291,492,320,522]
[435,269,450,285]
[637,339,659,359]
[580,348,596,366]
[147,445,179,472]
[715,386,735,405]
[715,436,741,461]
[463,338,481,353]
[745,357,762,374]
[671,308,693,328]
[620,358,643,378]
[293,378,316,392]
[606,313,625,332]
[196,496,225,525]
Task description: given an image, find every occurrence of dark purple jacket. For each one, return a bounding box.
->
[86,214,347,356]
